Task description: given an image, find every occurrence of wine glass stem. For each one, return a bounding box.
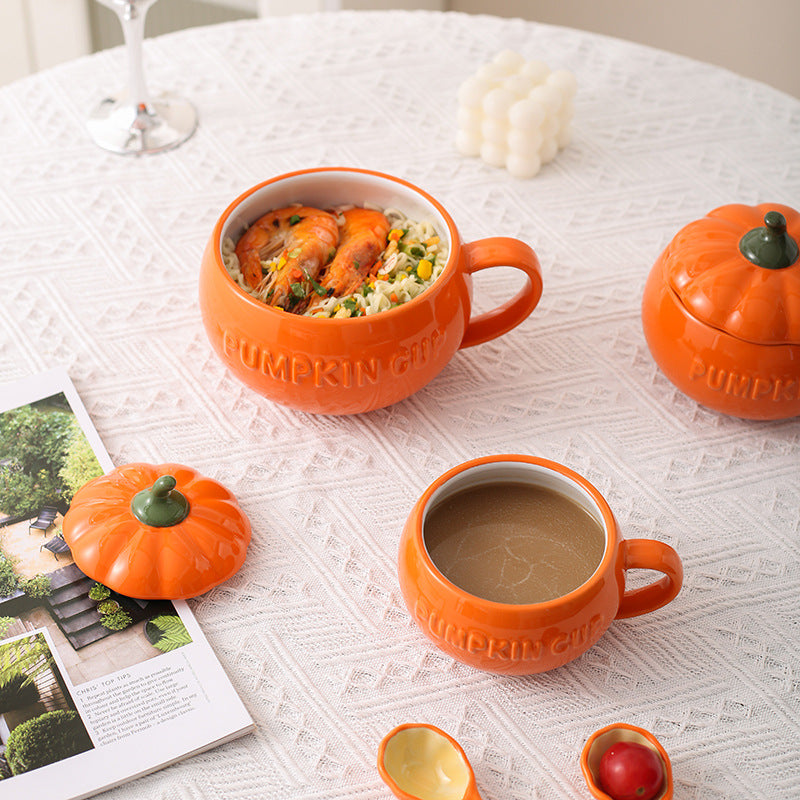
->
[120,1,150,108]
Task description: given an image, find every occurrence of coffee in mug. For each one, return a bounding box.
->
[423,481,605,604]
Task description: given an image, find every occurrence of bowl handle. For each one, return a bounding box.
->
[459,238,543,348]
[615,539,683,619]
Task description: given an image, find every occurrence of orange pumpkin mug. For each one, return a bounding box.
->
[397,455,683,675]
[199,167,543,415]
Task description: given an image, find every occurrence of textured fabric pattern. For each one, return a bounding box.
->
[1,10,799,799]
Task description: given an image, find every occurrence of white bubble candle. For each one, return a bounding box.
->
[456,50,577,178]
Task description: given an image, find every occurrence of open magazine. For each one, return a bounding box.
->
[0,369,254,799]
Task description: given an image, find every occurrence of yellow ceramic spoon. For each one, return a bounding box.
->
[377,723,483,800]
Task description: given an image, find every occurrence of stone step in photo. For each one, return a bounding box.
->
[59,609,102,636]
[51,594,97,620]
[70,624,110,650]
[49,581,93,606]
[47,563,90,591]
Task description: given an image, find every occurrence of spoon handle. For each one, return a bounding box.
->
[464,785,484,800]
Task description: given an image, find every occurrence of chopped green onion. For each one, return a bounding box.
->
[309,276,327,297]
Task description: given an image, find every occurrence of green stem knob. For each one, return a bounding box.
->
[131,475,190,527]
[739,211,799,269]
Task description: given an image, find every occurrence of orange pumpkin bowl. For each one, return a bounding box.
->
[581,723,673,800]
[62,463,251,600]
[199,167,543,415]
[642,202,800,420]
[377,723,482,800]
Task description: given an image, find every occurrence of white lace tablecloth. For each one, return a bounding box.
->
[1,10,799,800]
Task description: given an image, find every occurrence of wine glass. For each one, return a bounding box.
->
[87,0,197,155]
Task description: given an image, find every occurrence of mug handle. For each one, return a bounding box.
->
[615,539,683,619]
[459,238,543,349]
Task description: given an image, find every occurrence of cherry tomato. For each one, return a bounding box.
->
[598,741,665,800]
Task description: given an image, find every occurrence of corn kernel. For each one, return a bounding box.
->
[417,259,433,280]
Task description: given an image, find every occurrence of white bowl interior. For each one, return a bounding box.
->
[221,171,452,257]
[424,462,605,527]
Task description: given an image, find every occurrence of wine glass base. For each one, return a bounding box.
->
[87,91,198,155]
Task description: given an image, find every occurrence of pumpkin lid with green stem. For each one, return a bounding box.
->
[660,202,800,345]
[62,462,251,600]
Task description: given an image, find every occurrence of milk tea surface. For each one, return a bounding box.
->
[424,482,605,604]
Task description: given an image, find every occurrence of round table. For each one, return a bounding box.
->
[1,10,798,800]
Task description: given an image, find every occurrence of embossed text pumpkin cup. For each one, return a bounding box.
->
[642,202,800,419]
[199,168,543,415]
[398,455,683,675]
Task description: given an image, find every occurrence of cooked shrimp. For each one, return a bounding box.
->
[316,208,391,299]
[234,206,339,309]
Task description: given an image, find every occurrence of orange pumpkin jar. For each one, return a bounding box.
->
[62,463,251,600]
[642,203,800,419]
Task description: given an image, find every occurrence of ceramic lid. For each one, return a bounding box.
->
[660,202,800,345]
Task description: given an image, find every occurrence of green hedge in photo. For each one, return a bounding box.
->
[0,403,74,518]
[0,671,39,711]
[5,710,93,774]
[19,574,52,600]
[87,582,110,601]
[0,560,18,598]
[97,600,120,615]
[99,609,132,631]
[58,427,103,503]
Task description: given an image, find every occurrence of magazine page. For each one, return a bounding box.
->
[0,368,254,800]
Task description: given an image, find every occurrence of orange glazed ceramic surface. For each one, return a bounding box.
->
[642,202,800,419]
[199,167,543,415]
[62,463,251,600]
[397,455,683,675]
[581,723,674,800]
